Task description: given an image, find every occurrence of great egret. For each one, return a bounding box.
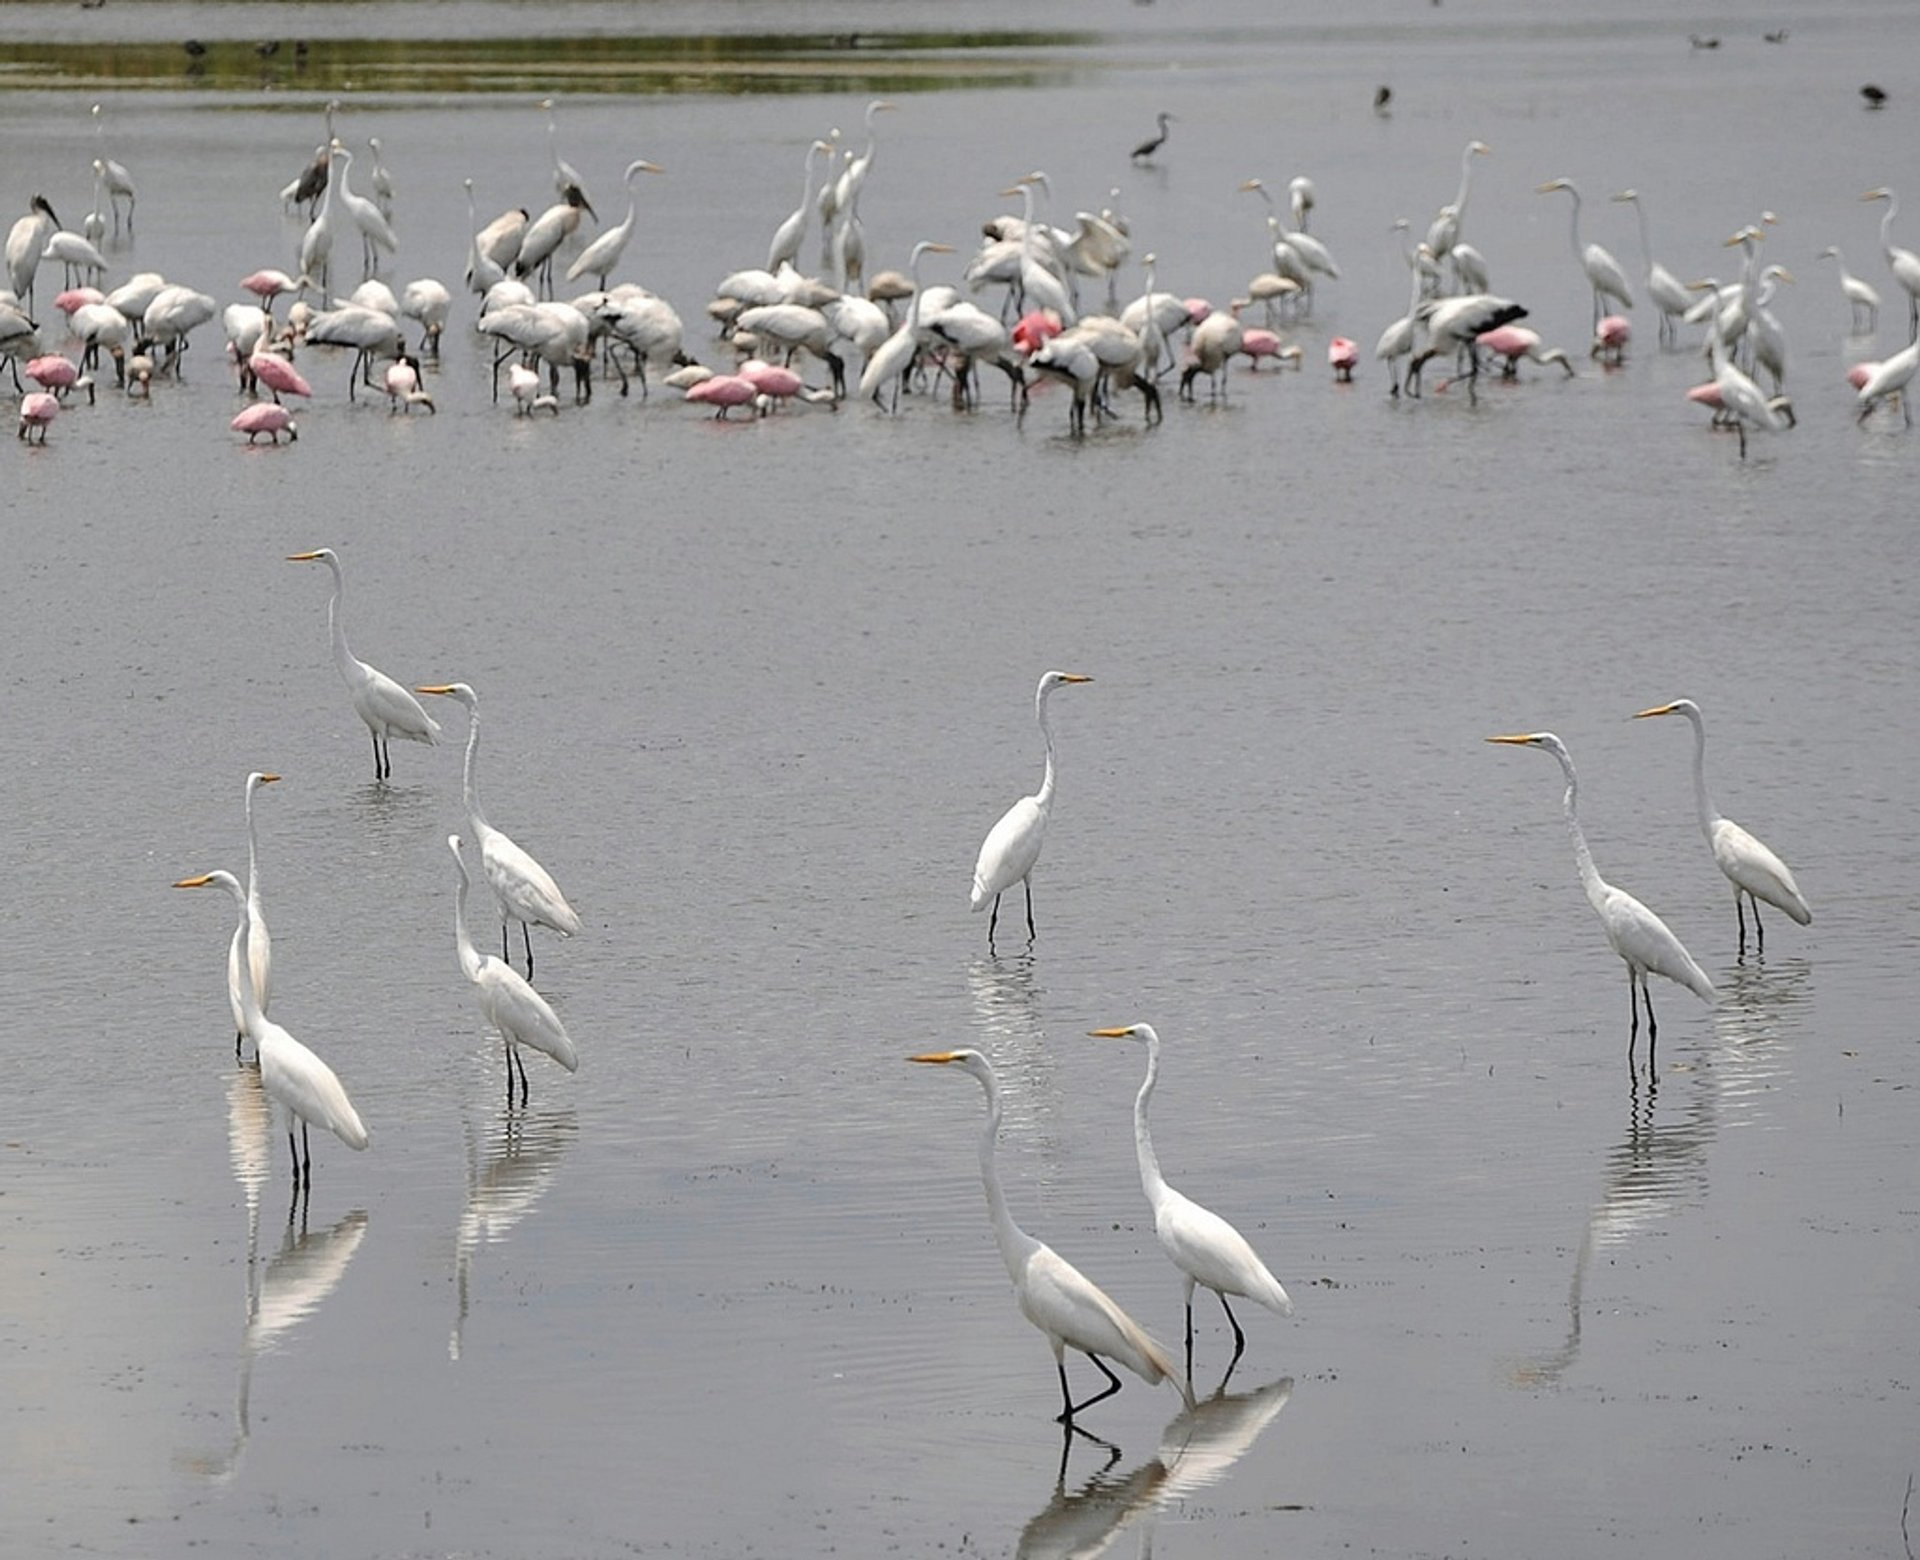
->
[971,671,1093,947]
[1089,1024,1292,1380]
[333,148,396,278]
[417,683,581,978]
[1425,140,1489,261]
[541,97,591,207]
[447,835,578,1105]
[1537,179,1634,329]
[228,771,280,1057]
[910,1048,1189,1422]
[174,871,369,1183]
[1486,732,1715,1067]
[858,239,954,410]
[287,548,441,780]
[1819,246,1881,334]
[1861,188,1920,331]
[565,159,664,289]
[767,140,834,275]
[1633,700,1811,954]
[1611,190,1694,345]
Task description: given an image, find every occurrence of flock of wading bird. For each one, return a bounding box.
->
[5,100,1920,449]
[171,552,1813,1419]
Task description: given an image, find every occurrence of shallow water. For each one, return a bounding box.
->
[2,2,1917,1556]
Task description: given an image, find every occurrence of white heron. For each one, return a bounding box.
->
[970,671,1093,947]
[1862,188,1920,331]
[91,104,136,233]
[1425,139,1490,261]
[1854,333,1920,425]
[1487,732,1715,1068]
[910,1047,1190,1423]
[447,835,578,1105]
[174,871,369,1185]
[565,158,664,289]
[227,771,280,1058]
[767,139,834,274]
[334,147,397,278]
[1537,178,1634,328]
[1611,190,1694,345]
[287,548,440,780]
[1633,700,1811,955]
[417,683,582,980]
[541,98,591,207]
[1089,1024,1293,1379]
[858,240,955,409]
[1819,245,1881,334]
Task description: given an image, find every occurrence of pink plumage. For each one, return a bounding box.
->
[1240,327,1284,366]
[26,356,80,394]
[54,287,104,315]
[685,374,757,418]
[1847,361,1877,390]
[736,359,804,400]
[1012,309,1063,355]
[1686,382,1723,409]
[231,402,298,443]
[1327,335,1359,381]
[249,352,312,401]
[18,393,58,442]
[1592,314,1630,365]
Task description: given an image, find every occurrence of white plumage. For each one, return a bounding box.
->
[970,671,1092,945]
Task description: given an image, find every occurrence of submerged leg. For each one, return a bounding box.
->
[1736,894,1748,957]
[300,1120,312,1181]
[1750,894,1765,953]
[1056,1353,1125,1423]
[1219,1291,1247,1362]
[1644,980,1659,1072]
[514,1046,530,1106]
[369,729,382,778]
[987,894,1001,949]
[1627,971,1641,1070]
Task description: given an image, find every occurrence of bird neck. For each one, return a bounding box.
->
[1133,1039,1170,1203]
[1683,708,1720,835]
[1631,200,1654,277]
[1883,200,1899,260]
[974,1071,1036,1281]
[452,865,485,984]
[460,704,489,830]
[244,787,263,904]
[1554,756,1609,915]
[323,563,355,680]
[1454,148,1476,215]
[228,883,267,1033]
[1563,191,1584,268]
[1034,690,1059,811]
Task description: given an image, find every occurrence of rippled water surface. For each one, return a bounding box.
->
[2,1,1917,1555]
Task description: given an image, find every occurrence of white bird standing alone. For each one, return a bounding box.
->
[447,834,578,1105]
[1089,1024,1292,1381]
[910,1047,1190,1423]
[287,548,441,780]
[1634,699,1811,955]
[1486,732,1715,1070]
[418,683,582,980]
[970,671,1093,948]
[175,871,369,1186]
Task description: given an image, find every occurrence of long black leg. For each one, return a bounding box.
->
[1023,878,1036,941]
[514,1046,529,1106]
[1645,981,1659,1073]
[1751,894,1765,953]
[1185,1297,1195,1385]
[1219,1291,1247,1362]
[370,728,382,778]
[300,1120,312,1181]
[522,922,535,980]
[504,1040,515,1107]
[1056,1353,1125,1423]
[288,1127,302,1185]
[1737,895,1748,957]
[502,924,511,965]
[1627,971,1641,1071]
[987,893,1001,949]
[236,1028,246,1060]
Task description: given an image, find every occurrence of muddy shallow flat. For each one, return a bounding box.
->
[1,2,1915,1555]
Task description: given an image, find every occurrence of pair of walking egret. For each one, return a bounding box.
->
[1490,698,1810,1066]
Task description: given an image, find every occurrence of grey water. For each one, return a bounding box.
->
[1,1,1916,1555]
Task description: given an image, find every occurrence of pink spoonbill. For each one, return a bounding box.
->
[18,392,57,442]
[232,403,297,443]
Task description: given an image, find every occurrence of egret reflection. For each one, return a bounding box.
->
[965,954,1063,1147]
[450,1106,576,1361]
[1156,1375,1295,1503]
[1709,958,1810,1130]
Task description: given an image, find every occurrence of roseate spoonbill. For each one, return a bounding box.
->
[685,372,756,418]
[1179,310,1242,402]
[17,391,57,441]
[1089,1023,1292,1377]
[174,872,369,1185]
[249,350,311,404]
[1633,700,1811,955]
[1856,335,1920,426]
[1131,111,1175,162]
[1477,324,1573,377]
[1591,314,1631,365]
[1327,335,1358,381]
[233,402,297,443]
[1820,246,1880,334]
[1407,293,1527,397]
[1860,189,1920,330]
[286,548,440,779]
[383,353,433,413]
[1537,178,1634,328]
[1486,733,1714,1071]
[416,684,581,980]
[26,354,84,400]
[446,835,577,1106]
[910,1048,1189,1423]
[241,268,301,314]
[971,671,1092,947]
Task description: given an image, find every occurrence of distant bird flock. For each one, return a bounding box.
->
[5,93,1918,455]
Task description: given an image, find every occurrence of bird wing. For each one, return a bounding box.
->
[482,825,582,935]
[357,664,441,743]
[971,795,1045,908]
[259,1024,369,1149]
[479,960,579,1071]
[1602,886,1715,1002]
[1710,818,1810,923]
[1155,1187,1293,1316]
[1020,1244,1177,1387]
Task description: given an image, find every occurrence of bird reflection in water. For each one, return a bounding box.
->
[1506,1064,1716,1387]
[449,1106,575,1360]
[181,1075,369,1485]
[1015,1376,1294,1558]
[966,954,1064,1148]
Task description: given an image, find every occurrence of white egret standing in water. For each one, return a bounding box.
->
[1486,733,1715,1069]
[228,771,280,1057]
[910,1048,1190,1423]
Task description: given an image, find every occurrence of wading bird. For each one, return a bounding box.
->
[175,871,369,1186]
[970,671,1093,948]
[1486,732,1715,1069]
[1633,700,1811,955]
[227,771,280,1056]
[287,548,440,779]
[910,1047,1189,1423]
[1537,178,1633,329]
[1089,1024,1292,1380]
[1131,112,1175,163]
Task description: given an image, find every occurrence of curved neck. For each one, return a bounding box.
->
[244,786,263,904]
[1563,189,1584,268]
[973,1069,1035,1281]
[322,560,355,680]
[1631,199,1654,275]
[1454,148,1476,214]
[460,703,488,830]
[1683,709,1719,834]
[1551,749,1608,915]
[227,883,266,1031]
[1882,199,1899,259]
[1133,1038,1169,1201]
[1034,686,1059,810]
[452,861,485,983]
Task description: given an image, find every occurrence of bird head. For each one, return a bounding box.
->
[1633,700,1697,722]
[1089,1025,1158,1046]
